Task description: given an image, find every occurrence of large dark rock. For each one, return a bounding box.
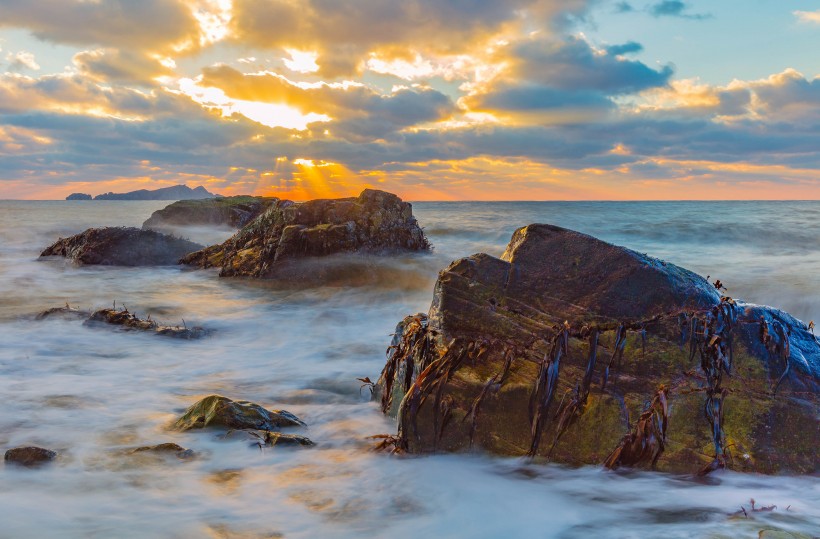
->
[66,193,92,200]
[374,224,820,474]
[142,196,276,230]
[40,227,203,266]
[4,446,57,467]
[181,189,429,277]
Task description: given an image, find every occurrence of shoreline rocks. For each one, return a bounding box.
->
[181,189,430,278]
[142,196,275,231]
[40,227,203,266]
[373,224,820,474]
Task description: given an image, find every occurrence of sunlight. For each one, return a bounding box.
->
[177,78,331,130]
[191,0,233,46]
[283,49,320,74]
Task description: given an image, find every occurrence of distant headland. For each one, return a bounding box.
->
[65,185,219,201]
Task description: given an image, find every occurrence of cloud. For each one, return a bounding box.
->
[614,2,634,13]
[463,37,672,120]
[0,0,201,53]
[5,50,40,71]
[73,49,173,86]
[648,1,710,20]
[229,0,592,77]
[605,42,643,56]
[794,10,820,24]
[197,65,455,139]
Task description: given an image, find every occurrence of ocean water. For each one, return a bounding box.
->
[0,200,818,539]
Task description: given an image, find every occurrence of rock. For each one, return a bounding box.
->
[40,227,203,266]
[66,193,92,200]
[84,308,208,339]
[373,224,820,474]
[142,196,276,231]
[181,189,429,278]
[174,395,306,431]
[4,446,57,467]
[224,430,315,448]
[130,443,196,459]
[35,304,90,320]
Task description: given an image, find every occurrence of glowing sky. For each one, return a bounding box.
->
[0,0,818,200]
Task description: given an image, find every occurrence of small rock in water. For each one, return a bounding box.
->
[174,395,306,431]
[130,443,196,460]
[4,446,57,467]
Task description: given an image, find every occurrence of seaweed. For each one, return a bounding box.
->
[603,386,669,470]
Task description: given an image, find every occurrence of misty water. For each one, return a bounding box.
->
[0,200,818,538]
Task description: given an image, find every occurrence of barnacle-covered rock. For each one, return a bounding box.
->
[374,224,820,474]
[180,189,429,277]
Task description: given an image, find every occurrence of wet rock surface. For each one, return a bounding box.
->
[40,227,203,266]
[373,224,820,474]
[181,189,429,278]
[4,446,57,467]
[174,395,306,431]
[142,196,276,230]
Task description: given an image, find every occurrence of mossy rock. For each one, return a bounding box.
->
[174,395,305,431]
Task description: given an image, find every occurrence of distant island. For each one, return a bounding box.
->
[66,185,219,201]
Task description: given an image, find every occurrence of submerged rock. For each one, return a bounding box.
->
[373,224,820,474]
[4,446,57,467]
[142,196,276,230]
[40,227,203,266]
[84,308,209,339]
[224,430,316,448]
[174,395,306,431]
[35,305,209,339]
[130,443,196,459]
[180,189,429,278]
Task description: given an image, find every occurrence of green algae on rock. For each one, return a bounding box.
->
[373,224,820,474]
[142,196,276,230]
[174,395,306,431]
[40,226,203,266]
[180,189,429,278]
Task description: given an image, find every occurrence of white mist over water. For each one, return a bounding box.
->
[0,200,818,538]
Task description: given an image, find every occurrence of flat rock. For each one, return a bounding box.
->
[174,395,306,431]
[374,224,820,474]
[4,446,57,467]
[180,189,429,278]
[40,227,203,266]
[142,196,276,230]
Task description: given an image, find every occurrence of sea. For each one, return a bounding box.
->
[0,200,818,538]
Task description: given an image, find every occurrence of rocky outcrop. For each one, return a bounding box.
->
[374,224,820,474]
[40,227,203,266]
[173,395,306,431]
[4,446,57,467]
[142,196,276,230]
[36,305,210,339]
[66,193,92,200]
[181,189,429,278]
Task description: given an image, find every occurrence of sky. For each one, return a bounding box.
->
[0,0,818,200]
